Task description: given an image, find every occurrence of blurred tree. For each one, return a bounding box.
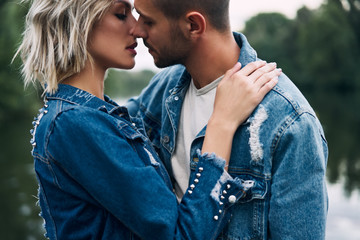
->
[243,13,297,78]
[297,0,360,90]
[0,1,43,239]
[104,69,155,100]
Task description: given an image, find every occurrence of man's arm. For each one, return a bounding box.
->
[269,112,328,239]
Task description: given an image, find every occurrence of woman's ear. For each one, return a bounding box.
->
[184,11,206,37]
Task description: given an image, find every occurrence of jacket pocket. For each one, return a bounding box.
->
[227,168,268,203]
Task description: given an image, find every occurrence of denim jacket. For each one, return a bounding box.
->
[127,32,329,239]
[30,84,254,240]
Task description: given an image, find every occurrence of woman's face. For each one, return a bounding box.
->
[88,0,137,71]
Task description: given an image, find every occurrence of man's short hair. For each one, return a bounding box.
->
[151,0,230,32]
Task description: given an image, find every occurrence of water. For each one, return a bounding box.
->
[326,180,360,239]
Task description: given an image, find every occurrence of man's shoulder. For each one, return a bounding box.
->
[259,73,317,124]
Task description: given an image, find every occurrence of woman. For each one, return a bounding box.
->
[15,0,280,239]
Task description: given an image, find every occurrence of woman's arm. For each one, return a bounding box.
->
[46,109,248,239]
[203,61,281,167]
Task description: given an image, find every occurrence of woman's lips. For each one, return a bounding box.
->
[126,42,137,55]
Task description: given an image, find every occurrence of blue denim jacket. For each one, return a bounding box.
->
[127,32,329,239]
[30,84,254,240]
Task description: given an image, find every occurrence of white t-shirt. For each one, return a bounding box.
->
[171,76,223,201]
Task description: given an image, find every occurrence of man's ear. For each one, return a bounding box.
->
[183,11,206,37]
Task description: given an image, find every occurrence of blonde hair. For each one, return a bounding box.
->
[14,0,114,94]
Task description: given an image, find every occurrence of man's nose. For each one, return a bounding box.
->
[131,22,147,39]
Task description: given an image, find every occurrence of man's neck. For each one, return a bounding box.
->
[184,31,240,89]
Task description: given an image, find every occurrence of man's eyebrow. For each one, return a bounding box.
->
[135,8,152,19]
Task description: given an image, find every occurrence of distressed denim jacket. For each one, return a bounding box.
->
[127,32,329,239]
[30,84,254,240]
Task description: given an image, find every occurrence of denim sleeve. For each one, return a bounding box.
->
[46,108,249,240]
[269,113,328,239]
[126,96,140,117]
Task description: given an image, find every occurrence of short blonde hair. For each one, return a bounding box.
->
[15,0,114,94]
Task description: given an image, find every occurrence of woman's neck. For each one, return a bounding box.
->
[62,61,106,100]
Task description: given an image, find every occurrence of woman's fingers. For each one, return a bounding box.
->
[258,76,279,96]
[239,61,267,76]
[254,68,282,91]
[247,62,277,82]
[223,62,242,79]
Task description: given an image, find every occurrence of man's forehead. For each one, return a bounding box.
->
[134,0,160,16]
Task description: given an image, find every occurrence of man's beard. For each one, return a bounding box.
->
[149,26,192,68]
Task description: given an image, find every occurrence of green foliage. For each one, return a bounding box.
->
[104,68,155,99]
[297,1,360,90]
[243,13,297,79]
[243,0,360,91]
[0,1,44,239]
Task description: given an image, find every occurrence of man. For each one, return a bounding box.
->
[127,0,328,239]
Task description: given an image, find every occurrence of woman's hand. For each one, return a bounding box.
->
[202,61,281,165]
[211,61,280,132]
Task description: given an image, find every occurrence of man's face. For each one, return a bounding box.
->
[133,0,191,68]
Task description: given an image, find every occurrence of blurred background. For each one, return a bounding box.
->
[1,0,359,239]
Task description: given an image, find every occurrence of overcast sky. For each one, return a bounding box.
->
[132,0,324,72]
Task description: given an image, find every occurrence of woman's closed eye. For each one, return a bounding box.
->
[115,13,127,20]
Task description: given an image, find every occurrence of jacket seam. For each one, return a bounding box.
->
[271,110,314,155]
[37,174,58,240]
[139,102,162,126]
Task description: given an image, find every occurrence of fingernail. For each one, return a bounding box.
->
[270,62,277,66]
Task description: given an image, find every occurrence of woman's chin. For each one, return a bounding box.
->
[115,61,136,70]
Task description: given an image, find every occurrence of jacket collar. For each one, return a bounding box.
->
[234,32,258,66]
[46,84,128,115]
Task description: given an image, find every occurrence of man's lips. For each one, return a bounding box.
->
[144,41,155,54]
[126,42,138,55]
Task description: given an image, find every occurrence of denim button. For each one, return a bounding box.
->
[196,173,201,178]
[198,167,204,172]
[229,195,236,203]
[214,215,219,221]
[190,184,195,190]
[174,96,179,101]
[163,135,170,143]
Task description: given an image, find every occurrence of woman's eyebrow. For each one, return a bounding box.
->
[114,0,134,10]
